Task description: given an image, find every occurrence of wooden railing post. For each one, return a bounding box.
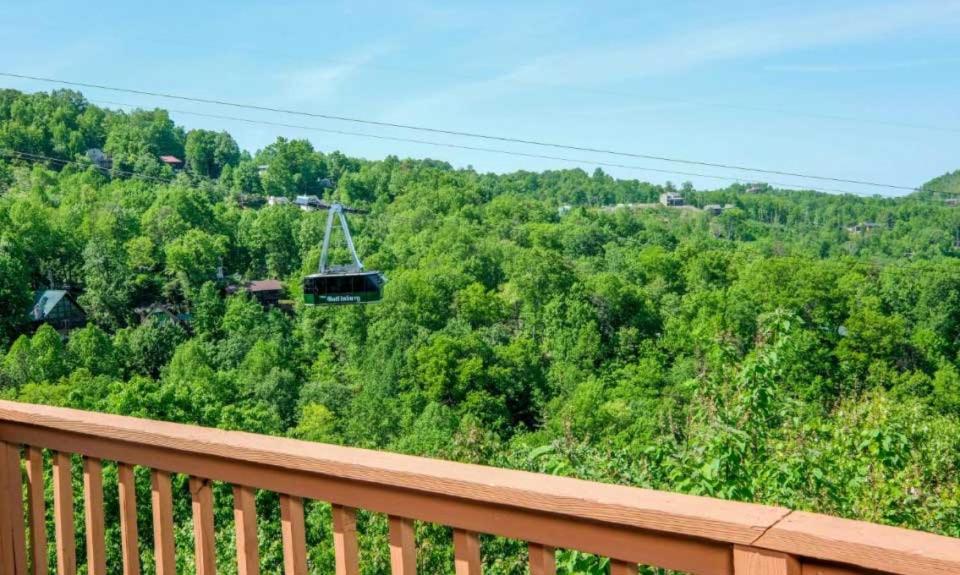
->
[527,544,555,575]
[82,458,106,575]
[332,505,359,575]
[190,477,217,575]
[734,546,801,575]
[453,529,481,575]
[388,516,416,575]
[25,447,47,575]
[233,486,259,575]
[150,470,175,575]
[279,494,307,575]
[52,452,76,575]
[0,441,27,575]
[117,464,140,575]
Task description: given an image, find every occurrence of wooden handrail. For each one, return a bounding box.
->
[0,400,958,575]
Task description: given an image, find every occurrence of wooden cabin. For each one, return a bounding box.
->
[28,290,86,330]
[159,155,184,172]
[226,279,284,308]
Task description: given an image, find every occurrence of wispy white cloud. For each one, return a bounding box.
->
[764,57,960,73]
[384,0,960,119]
[274,43,392,104]
[503,1,960,84]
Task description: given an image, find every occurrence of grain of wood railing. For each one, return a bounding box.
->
[0,400,958,575]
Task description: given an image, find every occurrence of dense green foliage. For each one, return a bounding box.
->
[2,89,960,574]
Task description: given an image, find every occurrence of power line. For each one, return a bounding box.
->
[303,56,960,135]
[90,98,856,195]
[0,71,931,194]
[0,149,174,184]
[5,149,960,274]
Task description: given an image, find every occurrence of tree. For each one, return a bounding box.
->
[67,324,118,377]
[258,138,326,198]
[78,238,132,329]
[1,335,32,389]
[0,239,30,343]
[164,229,228,295]
[29,324,69,383]
[104,108,184,172]
[113,319,188,378]
[184,129,239,178]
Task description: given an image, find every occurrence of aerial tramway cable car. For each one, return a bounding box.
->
[302,203,386,305]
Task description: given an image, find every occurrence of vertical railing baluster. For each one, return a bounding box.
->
[150,470,175,575]
[332,505,359,575]
[82,458,106,575]
[527,544,555,575]
[190,477,217,575]
[117,464,140,575]
[733,546,800,575]
[0,441,27,575]
[233,486,259,575]
[453,529,481,575]
[25,447,47,575]
[388,516,416,575]
[52,452,76,575]
[279,494,307,575]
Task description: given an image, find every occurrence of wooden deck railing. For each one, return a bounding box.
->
[0,400,958,575]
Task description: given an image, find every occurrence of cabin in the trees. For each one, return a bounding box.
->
[846,222,881,234]
[159,155,184,171]
[703,204,735,216]
[267,196,290,207]
[294,195,324,211]
[28,290,86,330]
[134,303,191,327]
[945,198,960,207]
[85,148,112,170]
[659,192,685,207]
[227,279,284,308]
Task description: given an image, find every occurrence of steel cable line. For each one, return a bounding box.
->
[4,149,960,275]
[0,71,935,194]
[89,98,856,195]
[1,149,174,184]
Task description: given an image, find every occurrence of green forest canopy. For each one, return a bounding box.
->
[2,88,960,574]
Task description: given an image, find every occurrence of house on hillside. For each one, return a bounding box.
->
[134,303,191,327]
[846,222,881,234]
[267,196,290,207]
[159,155,184,171]
[294,195,324,211]
[945,198,960,207]
[85,148,112,171]
[29,290,86,330]
[704,204,737,216]
[227,279,284,308]
[659,192,685,207]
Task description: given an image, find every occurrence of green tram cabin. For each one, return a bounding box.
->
[303,271,385,304]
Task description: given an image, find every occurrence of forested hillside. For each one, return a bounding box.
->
[3,89,960,574]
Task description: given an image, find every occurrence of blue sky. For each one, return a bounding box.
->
[2,0,959,195]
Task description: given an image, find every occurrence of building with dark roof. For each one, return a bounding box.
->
[159,155,184,171]
[29,290,86,330]
[226,279,285,307]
